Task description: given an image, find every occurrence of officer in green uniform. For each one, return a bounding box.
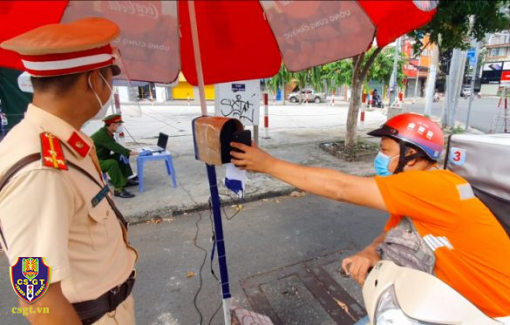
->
[91,114,139,198]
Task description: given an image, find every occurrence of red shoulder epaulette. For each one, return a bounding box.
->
[40,132,68,170]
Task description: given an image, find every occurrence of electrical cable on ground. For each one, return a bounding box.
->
[207,302,223,325]
[177,174,247,325]
[177,175,208,325]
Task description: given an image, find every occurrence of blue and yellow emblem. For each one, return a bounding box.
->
[10,257,51,304]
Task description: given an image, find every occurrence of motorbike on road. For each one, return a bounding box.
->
[371,94,384,108]
[362,260,508,325]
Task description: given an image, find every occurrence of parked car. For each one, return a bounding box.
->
[461,87,471,98]
[288,89,326,103]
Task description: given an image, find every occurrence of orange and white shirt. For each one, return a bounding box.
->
[375,169,510,318]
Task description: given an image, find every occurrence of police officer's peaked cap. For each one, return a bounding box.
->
[103,114,124,125]
[1,17,121,77]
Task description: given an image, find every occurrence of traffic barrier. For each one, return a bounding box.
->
[263,93,270,139]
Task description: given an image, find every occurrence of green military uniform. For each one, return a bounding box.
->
[91,125,133,190]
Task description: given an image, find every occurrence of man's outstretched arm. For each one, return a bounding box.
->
[230,142,387,211]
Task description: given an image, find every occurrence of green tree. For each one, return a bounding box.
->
[409,0,509,52]
[345,0,509,154]
[267,64,292,104]
[367,47,405,89]
[309,66,326,92]
[324,60,353,90]
[343,46,406,154]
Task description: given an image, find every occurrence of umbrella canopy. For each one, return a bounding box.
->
[0,0,437,86]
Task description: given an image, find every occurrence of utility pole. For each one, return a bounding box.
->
[451,50,467,127]
[444,49,461,127]
[466,41,480,130]
[441,75,450,127]
[443,49,462,126]
[424,44,439,117]
[281,79,285,105]
[389,37,402,107]
[413,54,422,104]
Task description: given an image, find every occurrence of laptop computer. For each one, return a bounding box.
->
[142,132,168,153]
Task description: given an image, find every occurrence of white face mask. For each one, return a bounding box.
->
[89,72,113,120]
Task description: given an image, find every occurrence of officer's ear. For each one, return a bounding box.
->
[87,69,104,93]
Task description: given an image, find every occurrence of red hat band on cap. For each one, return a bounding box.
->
[105,116,123,124]
[21,44,115,77]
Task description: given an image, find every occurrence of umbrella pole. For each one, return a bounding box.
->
[189,2,232,325]
[188,0,208,117]
[206,164,232,325]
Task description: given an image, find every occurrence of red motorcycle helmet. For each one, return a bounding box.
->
[368,113,444,161]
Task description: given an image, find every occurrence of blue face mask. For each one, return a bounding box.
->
[374,152,398,177]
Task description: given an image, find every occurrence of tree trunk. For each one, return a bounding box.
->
[344,48,383,157]
[345,76,363,155]
[344,54,364,155]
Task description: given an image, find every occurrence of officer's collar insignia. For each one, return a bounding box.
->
[67,132,91,158]
[40,132,68,170]
[10,257,52,304]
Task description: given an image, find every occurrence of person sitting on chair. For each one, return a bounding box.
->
[91,114,139,198]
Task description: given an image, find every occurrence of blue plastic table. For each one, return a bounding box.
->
[136,151,177,192]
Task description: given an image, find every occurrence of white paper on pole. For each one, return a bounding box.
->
[224,163,246,198]
[215,80,260,126]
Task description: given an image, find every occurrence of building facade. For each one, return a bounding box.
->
[481,30,510,95]
[401,35,437,98]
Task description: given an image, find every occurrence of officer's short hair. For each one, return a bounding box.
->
[31,66,110,94]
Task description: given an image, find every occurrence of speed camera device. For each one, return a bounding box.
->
[192,117,252,166]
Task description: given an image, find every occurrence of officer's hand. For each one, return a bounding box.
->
[230,142,275,173]
[130,150,139,156]
[341,249,381,286]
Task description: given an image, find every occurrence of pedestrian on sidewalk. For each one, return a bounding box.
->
[230,113,510,319]
[0,17,138,325]
[91,114,139,198]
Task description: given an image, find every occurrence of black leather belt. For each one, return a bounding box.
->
[73,270,136,325]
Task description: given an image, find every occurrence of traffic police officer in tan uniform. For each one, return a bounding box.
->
[0,18,138,324]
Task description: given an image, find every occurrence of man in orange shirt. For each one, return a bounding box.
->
[231,113,510,319]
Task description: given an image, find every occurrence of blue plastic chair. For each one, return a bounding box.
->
[136,151,177,192]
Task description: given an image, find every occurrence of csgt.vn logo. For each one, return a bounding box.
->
[12,306,49,317]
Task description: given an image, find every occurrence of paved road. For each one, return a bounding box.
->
[0,194,386,325]
[404,97,500,133]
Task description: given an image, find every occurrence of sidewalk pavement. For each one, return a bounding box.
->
[82,102,387,223]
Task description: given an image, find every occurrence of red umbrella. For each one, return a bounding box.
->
[1,1,437,88]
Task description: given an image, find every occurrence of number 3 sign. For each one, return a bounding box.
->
[449,147,467,166]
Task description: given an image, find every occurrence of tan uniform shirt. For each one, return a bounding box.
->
[0,104,137,303]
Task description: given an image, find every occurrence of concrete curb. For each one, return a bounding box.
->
[128,187,297,224]
[128,170,377,224]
